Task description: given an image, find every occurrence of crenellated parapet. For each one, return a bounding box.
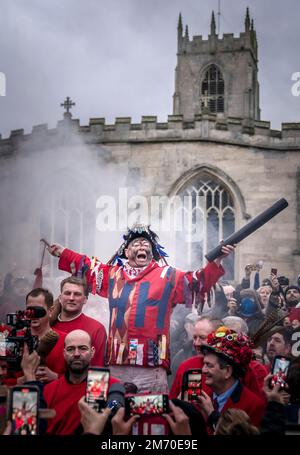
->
[1,114,300,155]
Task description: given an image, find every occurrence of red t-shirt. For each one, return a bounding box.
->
[44,328,67,376]
[44,374,119,435]
[53,313,107,367]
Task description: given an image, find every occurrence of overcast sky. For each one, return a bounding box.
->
[0,0,300,138]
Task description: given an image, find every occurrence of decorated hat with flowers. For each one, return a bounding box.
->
[200,326,254,376]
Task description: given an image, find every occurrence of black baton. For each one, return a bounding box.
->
[205,198,289,262]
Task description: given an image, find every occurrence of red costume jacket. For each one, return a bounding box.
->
[209,381,266,429]
[44,373,119,435]
[58,249,224,370]
[53,313,107,367]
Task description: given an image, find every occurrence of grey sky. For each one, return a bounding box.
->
[0,0,299,138]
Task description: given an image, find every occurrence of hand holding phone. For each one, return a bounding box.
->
[181,369,202,402]
[8,385,39,435]
[270,356,290,390]
[85,367,110,411]
[125,393,169,416]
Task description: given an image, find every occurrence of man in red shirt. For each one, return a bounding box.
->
[13,288,66,384]
[43,329,118,435]
[197,326,266,431]
[170,317,218,399]
[48,224,234,393]
[52,277,107,367]
[26,288,66,382]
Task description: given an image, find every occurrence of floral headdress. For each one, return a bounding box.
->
[201,326,254,376]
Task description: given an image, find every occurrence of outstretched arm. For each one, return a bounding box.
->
[47,243,110,297]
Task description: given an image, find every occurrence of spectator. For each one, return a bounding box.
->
[169,312,199,386]
[215,408,259,435]
[238,289,265,337]
[169,317,220,399]
[284,286,300,309]
[257,286,271,312]
[52,277,107,367]
[23,288,66,382]
[197,326,266,430]
[265,327,292,370]
[43,329,118,435]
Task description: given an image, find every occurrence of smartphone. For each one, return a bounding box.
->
[181,369,202,402]
[85,367,110,411]
[270,355,291,389]
[8,385,39,435]
[271,268,278,276]
[125,393,169,416]
[0,340,19,361]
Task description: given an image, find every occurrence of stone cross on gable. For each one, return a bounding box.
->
[60,96,75,118]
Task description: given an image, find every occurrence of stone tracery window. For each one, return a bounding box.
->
[200,64,224,113]
[40,189,95,278]
[175,174,235,280]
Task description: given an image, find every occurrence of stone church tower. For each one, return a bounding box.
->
[173,8,260,121]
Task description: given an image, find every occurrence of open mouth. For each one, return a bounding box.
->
[136,252,147,260]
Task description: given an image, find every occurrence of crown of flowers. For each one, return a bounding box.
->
[206,326,253,371]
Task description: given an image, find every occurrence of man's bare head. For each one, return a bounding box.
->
[64,330,95,374]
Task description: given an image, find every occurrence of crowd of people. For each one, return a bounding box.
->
[0,223,300,436]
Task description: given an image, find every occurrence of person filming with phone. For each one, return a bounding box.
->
[20,329,118,435]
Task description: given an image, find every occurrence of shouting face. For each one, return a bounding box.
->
[125,237,153,268]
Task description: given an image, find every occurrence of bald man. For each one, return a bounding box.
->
[43,330,119,435]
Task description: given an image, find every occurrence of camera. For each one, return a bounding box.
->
[0,307,46,370]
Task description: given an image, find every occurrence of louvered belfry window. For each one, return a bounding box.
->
[201,65,224,113]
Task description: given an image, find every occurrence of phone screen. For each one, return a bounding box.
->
[182,369,202,402]
[11,388,39,435]
[271,268,278,276]
[0,340,19,361]
[86,368,110,410]
[126,394,169,416]
[271,356,290,389]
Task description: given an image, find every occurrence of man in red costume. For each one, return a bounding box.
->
[48,224,234,392]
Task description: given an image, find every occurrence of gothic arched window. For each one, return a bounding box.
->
[175,174,235,280]
[40,188,95,278]
[200,65,224,113]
